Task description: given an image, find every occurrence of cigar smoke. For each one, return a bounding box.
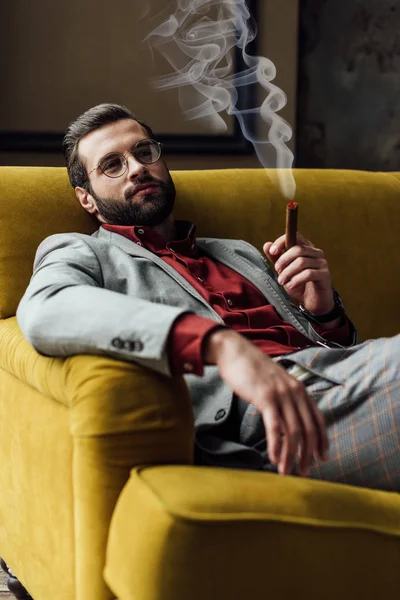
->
[146,0,296,199]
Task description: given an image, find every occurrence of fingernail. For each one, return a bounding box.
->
[270,245,278,255]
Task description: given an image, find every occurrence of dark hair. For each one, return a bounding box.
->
[62,103,154,189]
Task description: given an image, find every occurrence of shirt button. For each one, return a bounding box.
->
[215,409,226,421]
[184,362,194,372]
[137,229,145,235]
[136,241,142,246]
[227,299,233,307]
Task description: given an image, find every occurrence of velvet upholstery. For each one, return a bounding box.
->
[0,167,399,600]
[106,466,400,600]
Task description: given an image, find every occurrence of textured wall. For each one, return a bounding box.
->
[297,0,400,170]
[0,0,299,169]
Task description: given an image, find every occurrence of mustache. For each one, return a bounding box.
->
[125,176,165,201]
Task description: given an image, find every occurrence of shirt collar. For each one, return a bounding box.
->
[102,220,198,257]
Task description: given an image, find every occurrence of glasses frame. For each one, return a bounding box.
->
[88,138,163,179]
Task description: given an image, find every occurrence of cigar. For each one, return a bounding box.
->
[285,201,298,250]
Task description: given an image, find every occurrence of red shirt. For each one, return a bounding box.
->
[103,221,351,376]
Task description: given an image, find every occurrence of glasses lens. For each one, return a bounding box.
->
[100,153,126,178]
[134,140,161,164]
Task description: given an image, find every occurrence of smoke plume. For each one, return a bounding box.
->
[146,0,296,199]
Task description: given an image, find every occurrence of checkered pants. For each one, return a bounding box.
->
[239,335,400,491]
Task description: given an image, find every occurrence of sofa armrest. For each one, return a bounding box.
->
[105,466,400,600]
[66,352,194,460]
[0,316,194,600]
[0,317,194,462]
[65,347,194,600]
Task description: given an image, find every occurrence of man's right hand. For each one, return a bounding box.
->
[203,329,328,476]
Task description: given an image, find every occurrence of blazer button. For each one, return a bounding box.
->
[215,409,226,421]
[111,337,124,349]
[123,341,135,351]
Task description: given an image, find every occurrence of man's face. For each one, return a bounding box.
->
[77,119,175,226]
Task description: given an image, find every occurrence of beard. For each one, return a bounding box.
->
[89,172,176,227]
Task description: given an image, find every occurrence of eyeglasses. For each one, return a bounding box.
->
[88,139,163,179]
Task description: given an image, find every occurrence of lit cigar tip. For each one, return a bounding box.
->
[287,201,298,210]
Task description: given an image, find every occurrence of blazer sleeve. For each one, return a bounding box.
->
[16,234,190,377]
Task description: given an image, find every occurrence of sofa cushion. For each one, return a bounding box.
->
[105,465,400,600]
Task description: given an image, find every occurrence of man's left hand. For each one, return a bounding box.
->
[263,233,335,315]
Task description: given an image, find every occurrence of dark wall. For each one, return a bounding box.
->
[0,0,298,169]
[296,0,400,170]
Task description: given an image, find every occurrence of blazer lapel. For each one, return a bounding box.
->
[93,226,306,331]
[93,227,224,321]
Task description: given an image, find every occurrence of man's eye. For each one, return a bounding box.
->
[137,149,151,158]
[103,158,122,172]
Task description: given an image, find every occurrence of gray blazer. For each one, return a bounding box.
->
[17,227,358,465]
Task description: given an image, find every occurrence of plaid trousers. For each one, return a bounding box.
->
[238,335,400,492]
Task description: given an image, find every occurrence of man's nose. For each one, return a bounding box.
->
[125,152,147,179]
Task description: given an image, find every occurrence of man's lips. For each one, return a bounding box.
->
[132,183,159,196]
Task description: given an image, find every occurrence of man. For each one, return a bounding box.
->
[17,103,400,490]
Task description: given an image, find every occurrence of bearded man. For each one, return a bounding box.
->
[17,103,400,490]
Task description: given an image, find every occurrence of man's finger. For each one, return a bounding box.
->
[275,246,324,275]
[277,258,327,286]
[266,235,287,257]
[261,403,283,466]
[266,233,314,258]
[263,242,279,265]
[278,394,303,475]
[308,400,329,461]
[296,392,320,475]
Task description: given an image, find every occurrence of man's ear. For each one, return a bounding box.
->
[75,186,97,215]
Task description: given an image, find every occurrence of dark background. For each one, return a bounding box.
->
[1,0,399,171]
[297,0,400,170]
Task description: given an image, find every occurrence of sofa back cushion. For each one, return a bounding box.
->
[0,166,399,340]
[0,167,96,320]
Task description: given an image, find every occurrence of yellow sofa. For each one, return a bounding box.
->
[0,167,399,600]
